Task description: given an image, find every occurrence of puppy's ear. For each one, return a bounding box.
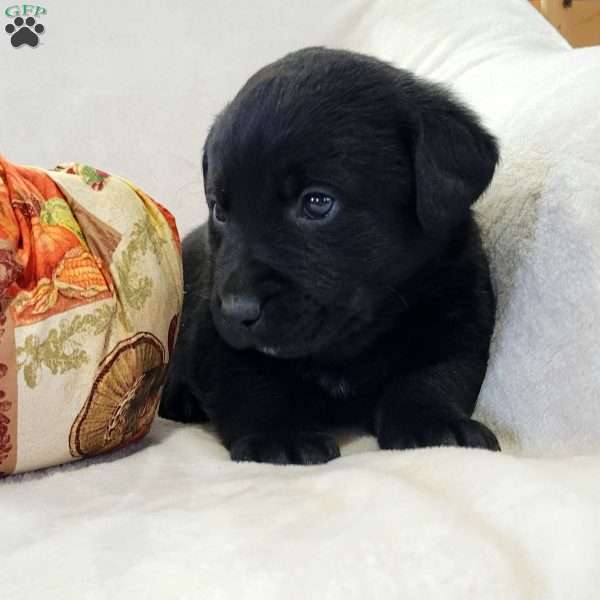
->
[411,90,499,236]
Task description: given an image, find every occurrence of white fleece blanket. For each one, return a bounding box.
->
[3,419,600,599]
[2,1,600,599]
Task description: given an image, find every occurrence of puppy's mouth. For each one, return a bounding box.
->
[215,315,329,359]
[257,345,283,357]
[212,291,376,360]
[211,293,332,359]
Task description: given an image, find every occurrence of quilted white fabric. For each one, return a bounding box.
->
[2,0,600,598]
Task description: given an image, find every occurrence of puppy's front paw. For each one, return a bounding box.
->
[230,431,340,465]
[378,417,500,452]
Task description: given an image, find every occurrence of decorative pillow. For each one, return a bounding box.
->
[0,155,183,475]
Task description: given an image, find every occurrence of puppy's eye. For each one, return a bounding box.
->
[301,192,335,220]
[209,200,227,224]
[214,203,227,223]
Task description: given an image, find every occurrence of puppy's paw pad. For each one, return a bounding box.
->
[378,418,500,452]
[230,431,340,465]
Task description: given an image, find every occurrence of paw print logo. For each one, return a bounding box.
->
[5,16,45,48]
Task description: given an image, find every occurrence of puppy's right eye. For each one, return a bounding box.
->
[207,194,227,224]
[212,202,227,224]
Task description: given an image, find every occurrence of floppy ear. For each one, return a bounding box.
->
[412,93,499,236]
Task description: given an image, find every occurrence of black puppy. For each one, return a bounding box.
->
[159,47,500,464]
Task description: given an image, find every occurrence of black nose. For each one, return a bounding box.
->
[219,294,262,327]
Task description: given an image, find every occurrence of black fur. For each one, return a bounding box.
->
[159,48,500,464]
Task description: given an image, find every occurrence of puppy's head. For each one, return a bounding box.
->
[203,48,498,359]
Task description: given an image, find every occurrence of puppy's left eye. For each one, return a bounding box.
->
[301,192,335,220]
